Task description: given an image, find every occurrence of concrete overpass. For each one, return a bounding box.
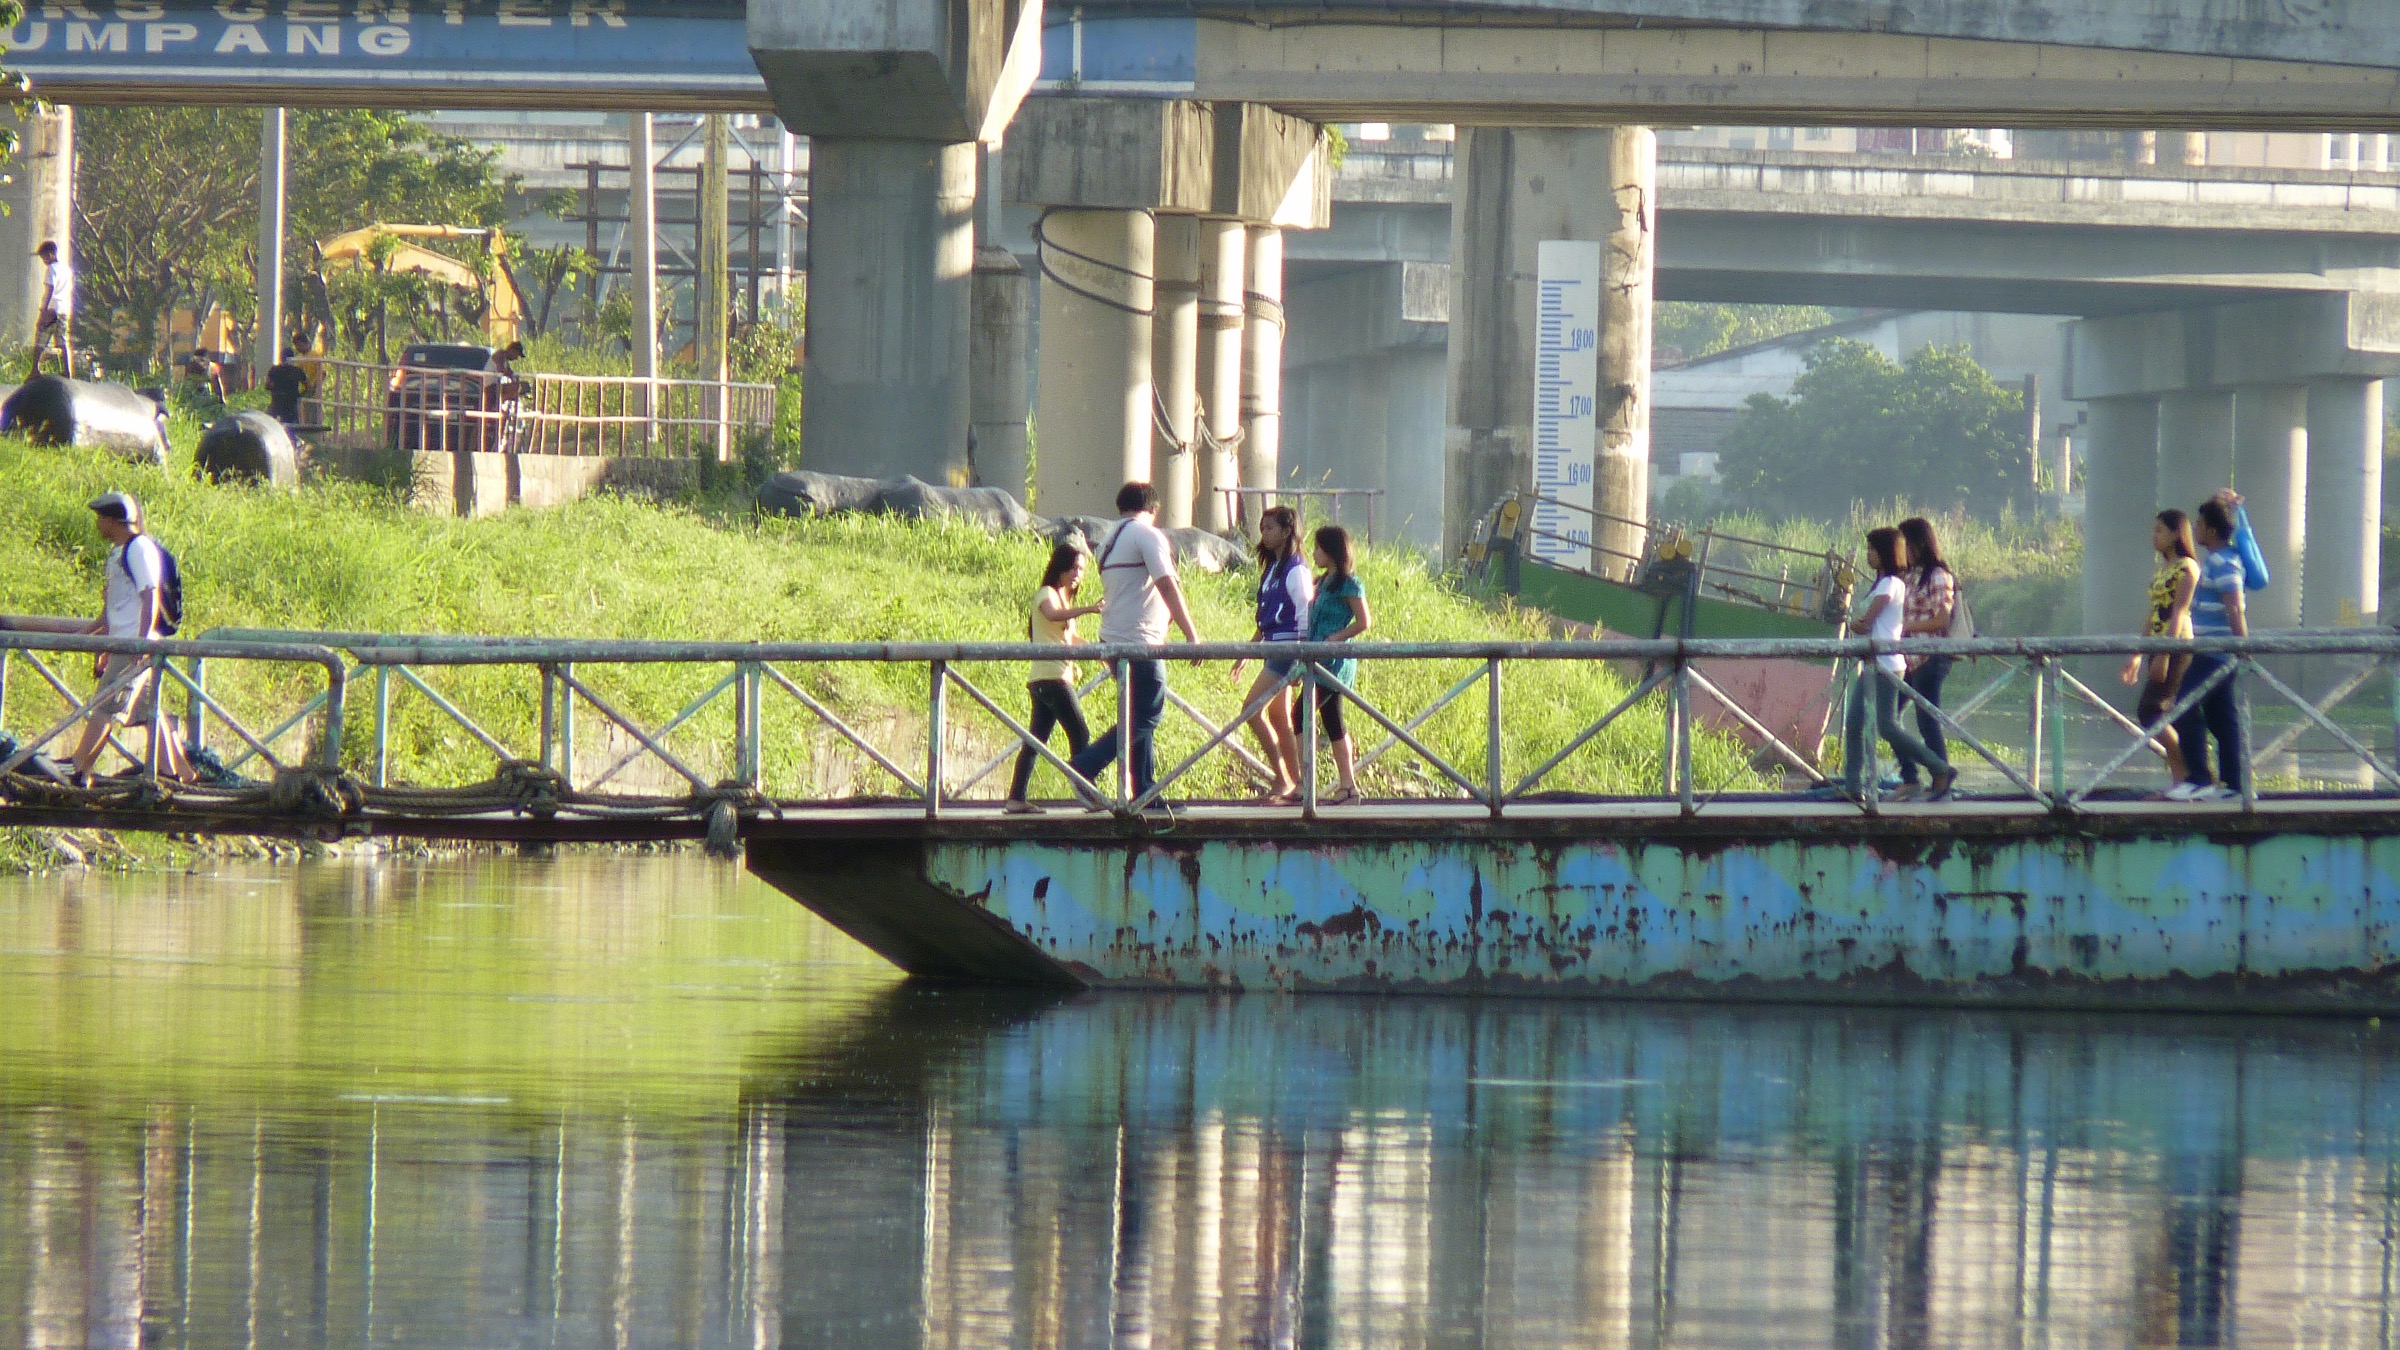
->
[1239,138,2400,637]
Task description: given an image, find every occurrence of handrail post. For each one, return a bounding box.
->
[2025,656,2046,805]
[558,660,576,790]
[1660,655,1682,798]
[372,664,392,787]
[2237,658,2257,811]
[317,655,346,773]
[141,654,164,788]
[539,662,556,773]
[184,655,206,761]
[1861,661,1881,815]
[736,660,762,789]
[927,660,946,817]
[0,649,10,733]
[2047,659,2067,804]
[1300,661,1320,817]
[1116,656,1134,808]
[1485,656,1503,817]
[1674,658,1695,815]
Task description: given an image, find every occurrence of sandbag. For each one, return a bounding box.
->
[875,475,1034,532]
[757,469,884,517]
[1,376,168,465]
[196,410,300,487]
[1041,515,1246,573]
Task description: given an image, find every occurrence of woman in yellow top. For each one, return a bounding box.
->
[2120,508,2201,789]
[1006,542,1103,813]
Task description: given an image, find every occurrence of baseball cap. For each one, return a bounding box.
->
[88,491,138,522]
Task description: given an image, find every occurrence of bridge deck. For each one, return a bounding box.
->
[8,793,2391,846]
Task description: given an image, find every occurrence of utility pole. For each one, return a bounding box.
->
[699,113,731,459]
[256,107,287,385]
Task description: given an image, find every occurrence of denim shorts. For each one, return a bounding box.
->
[1263,657,1297,679]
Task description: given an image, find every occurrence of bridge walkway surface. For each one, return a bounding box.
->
[5,624,2400,1010]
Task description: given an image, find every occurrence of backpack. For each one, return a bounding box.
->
[119,534,183,636]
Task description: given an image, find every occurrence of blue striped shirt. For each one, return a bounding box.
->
[2191,547,2245,636]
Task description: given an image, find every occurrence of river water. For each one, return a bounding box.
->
[2,853,2396,1348]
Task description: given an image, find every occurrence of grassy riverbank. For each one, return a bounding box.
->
[0,437,1752,866]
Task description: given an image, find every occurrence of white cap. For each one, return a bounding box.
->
[88,491,138,523]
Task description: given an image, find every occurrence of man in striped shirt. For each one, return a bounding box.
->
[2168,500,2248,801]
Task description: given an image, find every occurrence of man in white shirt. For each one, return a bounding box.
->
[1068,482,1201,801]
[32,241,74,378]
[70,493,189,784]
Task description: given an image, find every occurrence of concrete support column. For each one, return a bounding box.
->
[1240,224,1285,511]
[2233,383,2308,629]
[2155,388,2234,510]
[2304,378,2383,626]
[1194,218,1247,533]
[1444,126,1657,559]
[803,139,977,484]
[255,107,287,380]
[1596,125,1657,570]
[1033,209,1155,516]
[0,107,73,349]
[969,245,1031,500]
[697,113,732,384]
[1151,215,1202,528]
[2083,396,2162,635]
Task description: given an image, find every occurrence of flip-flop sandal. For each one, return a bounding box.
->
[1322,788,1359,806]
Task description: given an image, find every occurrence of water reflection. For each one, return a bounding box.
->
[2,858,2398,1346]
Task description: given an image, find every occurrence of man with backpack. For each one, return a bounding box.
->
[70,492,190,785]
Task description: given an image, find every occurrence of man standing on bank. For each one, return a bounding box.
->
[31,241,73,378]
[1068,483,1202,804]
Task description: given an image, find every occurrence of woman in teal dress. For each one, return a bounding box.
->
[1305,525,1373,804]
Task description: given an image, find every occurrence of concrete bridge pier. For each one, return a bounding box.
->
[1007,96,1326,520]
[2082,395,2162,637]
[749,0,1043,484]
[2073,295,2400,639]
[2155,390,2233,515]
[0,107,73,349]
[1283,261,1450,551]
[1195,219,1248,532]
[1443,127,1657,560]
[2305,378,2384,628]
[2233,383,2309,631]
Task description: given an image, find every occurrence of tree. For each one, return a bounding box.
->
[74,108,513,365]
[1715,339,2031,522]
[1655,302,1833,362]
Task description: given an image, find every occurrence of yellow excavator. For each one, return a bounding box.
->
[314,224,528,345]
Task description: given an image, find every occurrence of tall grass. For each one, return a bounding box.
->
[0,436,1750,808]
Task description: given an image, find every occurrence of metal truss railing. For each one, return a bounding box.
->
[2,626,2397,826]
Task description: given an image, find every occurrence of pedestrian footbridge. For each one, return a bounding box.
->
[6,623,2400,1011]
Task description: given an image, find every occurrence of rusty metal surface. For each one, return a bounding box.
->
[910,828,2400,1009]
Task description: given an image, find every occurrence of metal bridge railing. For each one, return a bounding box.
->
[2,627,2397,826]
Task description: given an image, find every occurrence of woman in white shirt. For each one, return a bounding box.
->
[1005,542,1102,813]
[1841,527,1955,801]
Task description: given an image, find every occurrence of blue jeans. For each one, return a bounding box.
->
[2172,652,2246,792]
[1844,666,1948,795]
[1070,660,1166,797]
[1897,656,1953,784]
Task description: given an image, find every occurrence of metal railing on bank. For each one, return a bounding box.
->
[2,624,2398,829]
[302,359,776,460]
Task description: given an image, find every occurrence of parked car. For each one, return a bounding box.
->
[384,343,501,452]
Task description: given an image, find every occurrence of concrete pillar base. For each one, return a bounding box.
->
[1239,224,1286,528]
[1152,215,1202,529]
[2154,389,2233,512]
[1033,208,1156,518]
[2304,378,2382,628]
[2083,396,2162,637]
[1194,219,1247,533]
[2233,383,2308,631]
[970,244,1031,501]
[802,138,977,484]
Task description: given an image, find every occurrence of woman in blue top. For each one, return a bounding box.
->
[1305,525,1373,804]
[1229,506,1312,802]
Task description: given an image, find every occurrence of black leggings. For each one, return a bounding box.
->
[1313,685,1347,742]
[1007,680,1091,799]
